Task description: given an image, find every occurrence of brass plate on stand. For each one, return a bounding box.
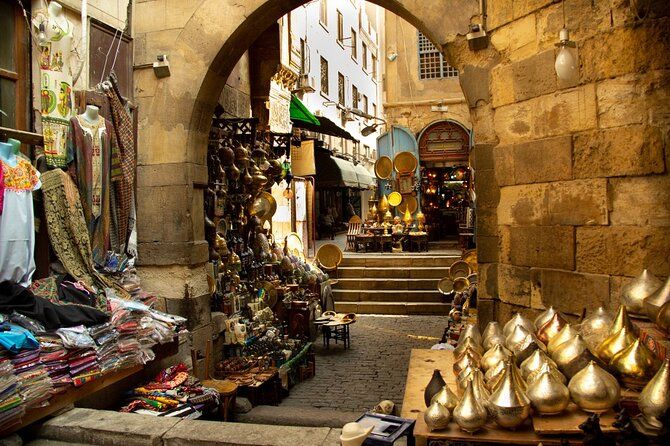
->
[388,191,402,207]
[251,192,277,220]
[394,151,418,174]
[374,156,394,179]
[397,195,417,214]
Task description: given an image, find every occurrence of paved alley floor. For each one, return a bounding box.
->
[280,315,445,413]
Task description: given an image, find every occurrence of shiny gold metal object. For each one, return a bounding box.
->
[424,401,451,431]
[431,384,459,411]
[489,359,527,393]
[454,350,481,376]
[596,326,636,364]
[457,365,478,393]
[527,362,567,386]
[481,343,512,372]
[520,349,557,381]
[611,305,636,337]
[548,324,578,356]
[387,191,402,207]
[610,339,660,390]
[458,323,482,347]
[467,369,491,405]
[454,337,483,359]
[638,358,670,429]
[374,156,393,179]
[534,306,558,331]
[484,360,506,386]
[622,269,662,316]
[394,151,418,174]
[568,361,620,413]
[506,324,532,350]
[580,307,614,353]
[489,361,531,429]
[482,322,506,351]
[453,379,488,433]
[537,312,567,345]
[553,334,597,378]
[656,300,670,333]
[506,325,545,364]
[503,313,535,339]
[526,368,570,415]
[644,276,670,322]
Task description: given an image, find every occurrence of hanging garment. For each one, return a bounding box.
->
[103,77,135,251]
[34,10,76,168]
[66,115,121,259]
[0,158,40,287]
[40,169,112,306]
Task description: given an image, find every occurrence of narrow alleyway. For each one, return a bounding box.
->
[280,315,445,413]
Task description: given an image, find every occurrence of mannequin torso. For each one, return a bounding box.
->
[0,142,18,167]
[81,105,100,125]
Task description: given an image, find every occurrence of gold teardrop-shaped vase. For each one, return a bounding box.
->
[520,349,556,381]
[468,369,491,406]
[568,361,620,413]
[454,337,484,359]
[424,401,451,431]
[553,334,597,379]
[481,343,512,372]
[457,365,478,393]
[503,313,535,339]
[485,360,506,386]
[489,361,531,429]
[610,305,637,337]
[453,379,488,433]
[431,384,460,411]
[537,312,567,346]
[505,324,531,350]
[534,306,557,331]
[483,322,506,351]
[527,362,567,386]
[526,369,570,415]
[596,326,636,364]
[507,328,545,365]
[489,359,527,393]
[622,269,662,316]
[453,350,481,376]
[644,276,670,322]
[548,324,578,356]
[638,359,670,429]
[610,339,660,391]
[580,307,614,353]
[458,323,482,347]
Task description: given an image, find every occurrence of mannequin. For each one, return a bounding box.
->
[82,105,100,125]
[0,142,16,167]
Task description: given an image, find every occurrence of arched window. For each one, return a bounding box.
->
[418,120,470,163]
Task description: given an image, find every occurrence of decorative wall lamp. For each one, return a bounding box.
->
[554,2,578,83]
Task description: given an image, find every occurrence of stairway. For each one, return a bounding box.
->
[333,254,459,315]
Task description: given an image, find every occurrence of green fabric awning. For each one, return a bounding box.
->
[290,95,320,125]
[314,151,360,188]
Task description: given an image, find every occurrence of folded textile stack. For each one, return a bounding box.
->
[10,349,53,409]
[0,358,24,430]
[55,326,101,387]
[89,323,120,373]
[36,334,71,394]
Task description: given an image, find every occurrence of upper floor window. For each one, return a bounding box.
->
[338,72,345,105]
[320,57,329,95]
[371,54,377,79]
[362,42,368,70]
[352,85,358,109]
[362,95,368,115]
[372,103,377,118]
[418,32,458,79]
[320,0,328,27]
[300,38,306,74]
[350,29,357,60]
[337,10,343,43]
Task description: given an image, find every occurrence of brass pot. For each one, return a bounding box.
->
[489,361,531,429]
[454,350,480,376]
[553,334,597,379]
[548,324,578,356]
[483,321,504,348]
[526,369,570,415]
[611,305,637,337]
[527,362,567,386]
[503,313,535,339]
[424,401,451,431]
[520,349,557,381]
[507,326,545,365]
[454,337,483,359]
[580,307,613,353]
[534,306,558,331]
[457,365,478,393]
[424,369,446,407]
[621,269,662,316]
[568,361,620,413]
[489,359,527,393]
[506,324,532,350]
[656,300,670,333]
[430,384,459,411]
[537,312,567,345]
[610,339,660,391]
[458,323,483,347]
[596,326,636,364]
[644,276,670,322]
[453,379,488,433]
[484,360,506,386]
[481,343,512,372]
[638,358,670,429]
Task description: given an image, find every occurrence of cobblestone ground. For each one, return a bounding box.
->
[281,315,446,413]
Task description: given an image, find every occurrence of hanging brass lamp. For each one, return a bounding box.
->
[621,269,662,316]
[610,339,660,390]
[568,361,620,413]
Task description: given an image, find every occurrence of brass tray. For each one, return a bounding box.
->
[374,156,393,179]
[388,191,402,207]
[397,195,417,214]
[251,191,277,221]
[394,151,418,174]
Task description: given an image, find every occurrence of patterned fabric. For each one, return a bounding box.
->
[0,161,3,215]
[1,159,40,191]
[104,78,135,250]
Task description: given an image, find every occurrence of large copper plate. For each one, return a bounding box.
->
[397,195,417,214]
[388,191,402,207]
[449,260,472,280]
[374,156,393,179]
[437,277,454,294]
[462,249,478,272]
[251,192,277,220]
[393,151,418,174]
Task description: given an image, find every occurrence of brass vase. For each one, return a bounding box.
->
[453,379,488,433]
[656,300,670,333]
[610,339,660,390]
[489,359,527,393]
[596,326,636,364]
[611,305,636,337]
[644,276,670,322]
[580,307,614,353]
[534,306,558,331]
[431,384,459,411]
[506,325,545,364]
[467,369,491,405]
[483,321,505,351]
[537,312,567,345]
[424,401,451,431]
[638,358,670,429]
[454,337,484,359]
[454,351,480,376]
[527,362,567,386]
[553,334,597,379]
[520,349,557,381]
[621,269,662,316]
[481,343,512,372]
[548,324,578,356]
[489,361,531,429]
[458,323,483,347]
[484,360,506,386]
[424,369,446,406]
[526,368,570,415]
[568,361,620,413]
[503,313,535,339]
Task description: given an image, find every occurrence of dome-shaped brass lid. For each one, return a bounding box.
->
[622,269,662,316]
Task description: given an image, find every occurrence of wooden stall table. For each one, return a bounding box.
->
[409,233,428,252]
[224,367,281,406]
[356,233,375,252]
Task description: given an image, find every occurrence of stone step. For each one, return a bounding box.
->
[340,255,458,268]
[333,289,443,303]
[338,266,450,279]
[335,301,451,315]
[334,278,438,291]
[237,405,359,429]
